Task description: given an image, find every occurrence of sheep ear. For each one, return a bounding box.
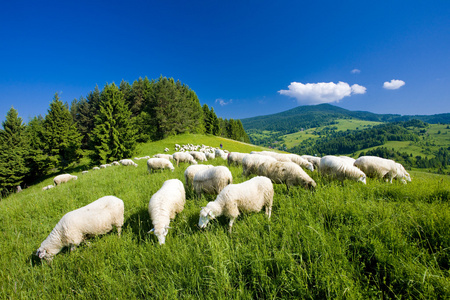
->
[148,228,155,234]
[37,250,46,259]
[208,211,215,218]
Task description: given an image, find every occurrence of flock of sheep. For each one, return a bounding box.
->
[36,144,411,261]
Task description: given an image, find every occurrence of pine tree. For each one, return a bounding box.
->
[90,83,136,164]
[210,107,220,136]
[25,115,49,182]
[203,104,212,134]
[42,94,82,169]
[0,107,29,193]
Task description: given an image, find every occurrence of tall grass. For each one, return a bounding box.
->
[1,135,449,298]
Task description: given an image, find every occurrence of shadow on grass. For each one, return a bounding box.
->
[124,208,152,244]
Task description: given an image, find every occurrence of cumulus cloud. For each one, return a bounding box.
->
[278,81,366,105]
[351,69,361,74]
[215,98,232,106]
[383,79,405,90]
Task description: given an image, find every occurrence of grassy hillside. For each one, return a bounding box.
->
[1,134,449,298]
[283,119,382,148]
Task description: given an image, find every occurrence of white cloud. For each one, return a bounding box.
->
[278,81,366,105]
[383,79,405,90]
[215,98,232,106]
[351,84,366,94]
[351,69,361,74]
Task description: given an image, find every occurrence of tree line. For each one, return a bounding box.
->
[0,76,249,195]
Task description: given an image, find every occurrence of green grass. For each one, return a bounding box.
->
[283,119,382,148]
[1,134,450,298]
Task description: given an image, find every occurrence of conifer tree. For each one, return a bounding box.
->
[210,107,220,135]
[202,104,212,134]
[42,93,82,169]
[25,115,49,182]
[90,83,136,164]
[0,107,29,192]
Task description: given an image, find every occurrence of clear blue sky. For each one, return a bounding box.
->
[1,1,449,124]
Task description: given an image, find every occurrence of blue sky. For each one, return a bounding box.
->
[1,1,449,124]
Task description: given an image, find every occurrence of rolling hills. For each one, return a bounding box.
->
[1,134,449,298]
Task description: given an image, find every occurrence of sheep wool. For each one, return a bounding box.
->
[153,154,174,161]
[119,159,138,167]
[148,179,186,245]
[36,195,124,261]
[53,174,78,186]
[147,158,175,173]
[172,152,198,167]
[227,152,247,166]
[319,155,366,183]
[302,155,321,169]
[184,164,214,188]
[354,156,411,184]
[242,154,277,177]
[193,166,233,197]
[257,161,316,190]
[189,151,208,162]
[198,176,274,232]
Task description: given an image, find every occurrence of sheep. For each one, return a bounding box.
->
[42,185,54,191]
[111,161,120,166]
[198,176,274,232]
[164,147,169,152]
[134,156,150,160]
[36,195,124,261]
[93,166,100,170]
[215,148,228,160]
[319,155,366,184]
[190,151,208,162]
[147,158,175,173]
[257,161,316,190]
[153,154,174,161]
[284,153,315,171]
[119,159,138,167]
[339,156,356,164]
[193,166,233,197]
[184,164,214,188]
[242,154,277,177]
[172,152,198,167]
[205,152,215,160]
[227,152,247,166]
[148,179,185,245]
[302,155,321,169]
[82,171,89,175]
[354,156,411,184]
[53,174,78,186]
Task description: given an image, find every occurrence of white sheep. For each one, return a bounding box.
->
[284,153,315,171]
[193,166,233,197]
[339,156,356,164]
[172,152,198,167]
[319,155,366,184]
[227,152,247,166]
[258,160,316,190]
[205,152,215,160]
[93,166,100,170]
[354,156,411,184]
[111,161,120,166]
[302,155,321,169]
[147,158,175,173]
[42,185,54,191]
[53,174,78,186]
[184,164,214,188]
[190,151,208,162]
[242,154,277,177]
[119,159,138,167]
[148,179,185,245]
[198,176,274,232]
[36,195,124,261]
[153,154,174,161]
[215,148,228,160]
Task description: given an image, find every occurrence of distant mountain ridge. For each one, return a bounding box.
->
[241,104,450,133]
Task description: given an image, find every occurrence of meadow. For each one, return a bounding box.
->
[1,134,449,299]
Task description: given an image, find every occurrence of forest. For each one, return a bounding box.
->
[0,76,249,195]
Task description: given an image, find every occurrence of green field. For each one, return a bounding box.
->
[283,119,383,148]
[1,134,449,298]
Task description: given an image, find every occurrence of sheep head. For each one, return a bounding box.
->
[198,207,215,229]
[148,226,171,245]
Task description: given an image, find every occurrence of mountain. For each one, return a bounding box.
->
[241,104,450,133]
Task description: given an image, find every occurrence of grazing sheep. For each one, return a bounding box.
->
[184,164,214,188]
[242,154,277,177]
[227,152,247,166]
[111,161,120,166]
[302,155,321,169]
[284,154,315,171]
[93,166,100,170]
[53,174,78,186]
[193,166,233,197]
[119,159,138,167]
[215,149,228,160]
[190,151,208,162]
[153,154,174,161]
[148,179,185,245]
[319,155,366,184]
[164,148,170,152]
[172,152,198,167]
[354,156,411,184]
[36,195,124,261]
[205,152,215,160]
[42,185,54,191]
[198,176,274,232]
[82,171,89,175]
[147,158,175,173]
[257,161,316,190]
[339,156,356,164]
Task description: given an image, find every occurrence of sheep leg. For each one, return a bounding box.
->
[228,218,235,233]
[265,205,272,219]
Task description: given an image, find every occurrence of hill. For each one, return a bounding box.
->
[1,134,449,298]
[241,103,450,134]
